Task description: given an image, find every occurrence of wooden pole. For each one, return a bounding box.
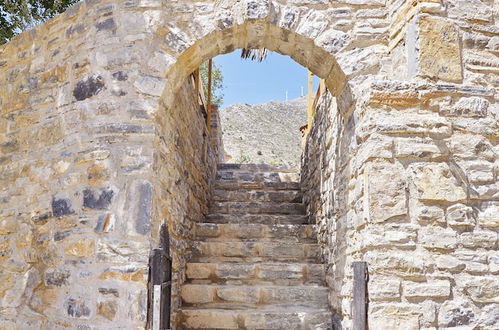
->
[194,68,201,97]
[352,261,368,330]
[207,59,213,131]
[307,70,314,129]
[319,78,326,95]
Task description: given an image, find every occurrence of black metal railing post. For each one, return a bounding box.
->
[148,225,172,330]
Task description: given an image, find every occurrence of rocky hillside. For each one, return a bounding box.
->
[219,97,307,167]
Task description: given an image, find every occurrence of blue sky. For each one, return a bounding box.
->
[215,51,319,108]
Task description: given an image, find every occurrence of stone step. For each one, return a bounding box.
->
[213,189,303,203]
[191,241,321,263]
[186,262,326,286]
[178,308,332,329]
[205,214,309,225]
[217,163,299,174]
[216,170,300,183]
[210,201,306,215]
[214,180,301,191]
[181,284,329,309]
[194,223,316,242]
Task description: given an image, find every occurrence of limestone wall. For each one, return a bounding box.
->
[302,0,499,329]
[0,1,218,327]
[0,0,497,328]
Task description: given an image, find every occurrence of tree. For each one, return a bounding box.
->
[0,0,80,45]
[200,60,224,108]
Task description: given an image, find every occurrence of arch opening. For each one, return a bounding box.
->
[159,19,351,115]
[151,15,355,328]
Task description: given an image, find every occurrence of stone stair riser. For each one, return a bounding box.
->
[214,180,301,191]
[178,309,332,330]
[213,189,303,203]
[210,201,306,215]
[205,214,309,225]
[195,223,316,242]
[186,262,326,285]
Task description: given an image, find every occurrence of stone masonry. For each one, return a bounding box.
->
[0,0,498,329]
[179,163,331,329]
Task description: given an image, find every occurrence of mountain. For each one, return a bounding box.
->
[219,97,307,167]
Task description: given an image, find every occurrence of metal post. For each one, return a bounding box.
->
[352,261,368,330]
[148,225,172,330]
[151,249,163,330]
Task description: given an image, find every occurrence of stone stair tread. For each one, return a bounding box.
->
[205,214,309,225]
[195,223,315,242]
[178,308,332,329]
[210,201,306,215]
[214,180,301,191]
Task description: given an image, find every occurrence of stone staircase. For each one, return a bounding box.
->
[178,164,331,329]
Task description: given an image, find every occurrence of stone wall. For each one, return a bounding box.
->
[0,0,497,328]
[302,0,499,328]
[153,77,218,325]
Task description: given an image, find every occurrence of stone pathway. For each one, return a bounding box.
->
[178,164,332,329]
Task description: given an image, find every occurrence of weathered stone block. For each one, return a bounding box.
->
[446,204,475,227]
[99,266,147,283]
[73,75,105,101]
[181,285,215,304]
[369,278,401,301]
[51,197,75,218]
[420,226,457,250]
[409,163,467,202]
[434,255,465,272]
[413,15,462,82]
[365,161,407,223]
[477,304,499,329]
[438,300,475,328]
[477,201,499,228]
[94,213,116,233]
[447,0,493,23]
[414,203,445,224]
[465,277,499,303]
[83,188,114,210]
[65,238,96,257]
[369,303,420,330]
[97,300,118,320]
[133,75,165,97]
[403,279,451,299]
[460,230,497,249]
[95,18,117,33]
[0,217,17,235]
[66,298,91,318]
[96,239,149,263]
[136,181,152,235]
[45,268,70,287]
[395,137,446,160]
[365,251,424,278]
[441,97,490,118]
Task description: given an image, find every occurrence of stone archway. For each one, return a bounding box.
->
[147,2,357,327]
[2,0,497,329]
